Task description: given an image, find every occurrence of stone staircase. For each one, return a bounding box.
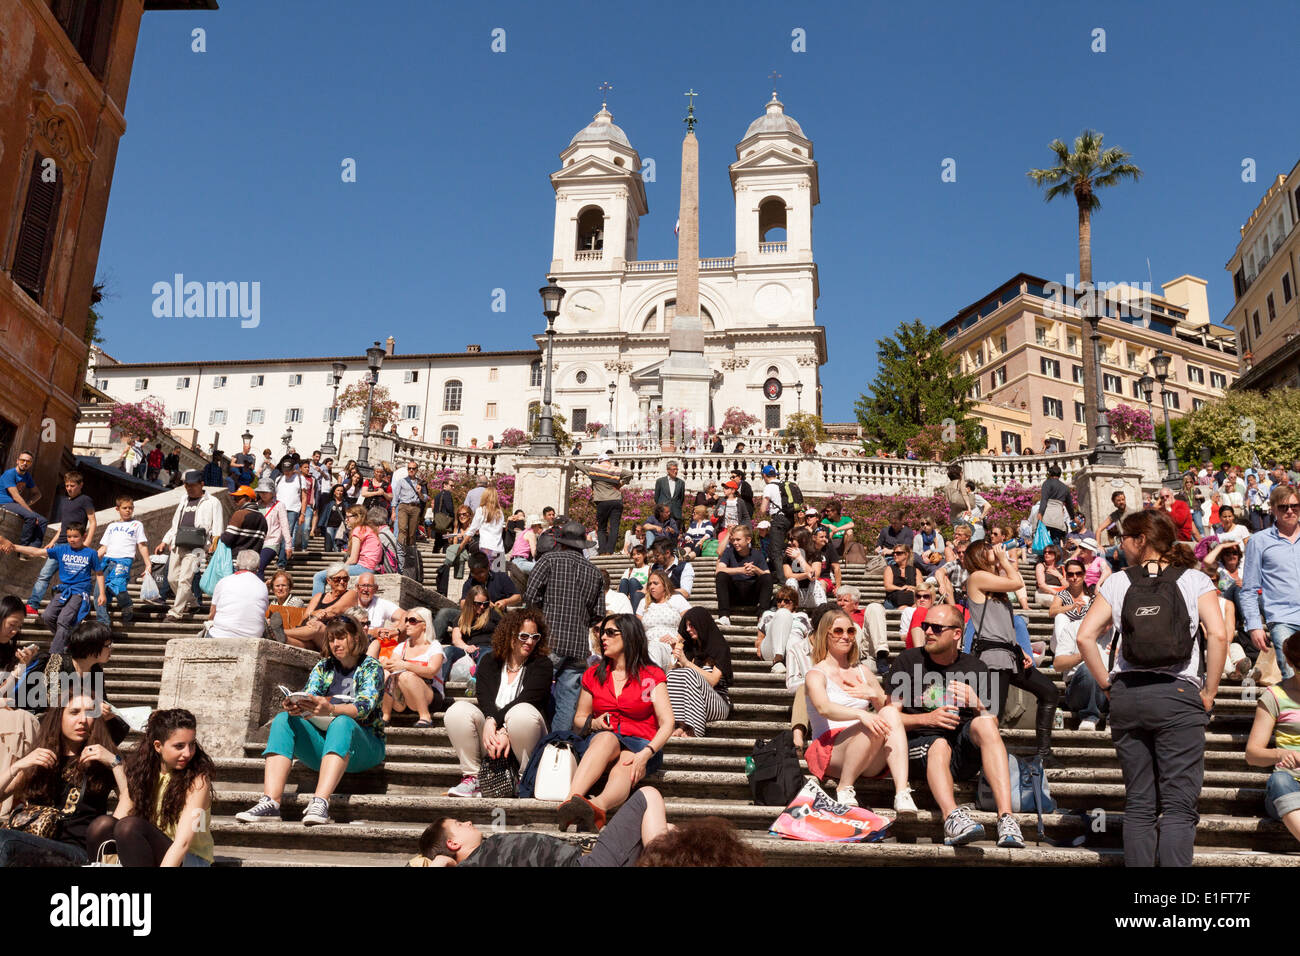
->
[20,536,1299,867]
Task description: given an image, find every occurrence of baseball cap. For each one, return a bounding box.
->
[233,485,256,499]
[761,465,777,478]
[723,480,739,490]
[805,507,819,516]
[757,520,771,529]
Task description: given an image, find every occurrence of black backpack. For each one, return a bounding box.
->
[1115,565,1193,668]
[777,480,804,524]
[747,730,804,806]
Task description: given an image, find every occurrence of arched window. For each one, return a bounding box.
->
[443,380,462,412]
[640,306,658,332]
[576,206,604,252]
[440,425,459,446]
[758,197,787,242]
[530,360,543,387]
[527,402,541,432]
[767,365,780,378]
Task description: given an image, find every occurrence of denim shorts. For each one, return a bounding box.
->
[1265,769,1300,820]
[600,731,664,776]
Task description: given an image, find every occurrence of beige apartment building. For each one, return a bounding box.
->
[939,273,1238,454]
[1224,158,1300,392]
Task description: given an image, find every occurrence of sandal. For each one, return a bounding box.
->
[413,718,434,728]
[556,794,606,833]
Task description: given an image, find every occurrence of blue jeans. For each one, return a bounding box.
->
[312,563,371,595]
[551,654,588,736]
[296,505,314,551]
[323,523,342,552]
[1265,769,1300,820]
[280,511,300,566]
[1065,666,1108,722]
[1,502,47,547]
[26,556,58,606]
[0,829,87,866]
[1270,622,1298,680]
[618,577,644,613]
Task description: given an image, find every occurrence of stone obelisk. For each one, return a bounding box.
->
[659,90,713,430]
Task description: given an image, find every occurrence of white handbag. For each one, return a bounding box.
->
[533,741,578,802]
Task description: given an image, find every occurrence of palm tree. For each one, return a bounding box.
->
[1028,131,1142,444]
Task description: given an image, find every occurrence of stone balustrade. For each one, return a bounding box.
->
[342,429,1164,499]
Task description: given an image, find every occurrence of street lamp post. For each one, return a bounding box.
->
[1149,350,1181,487]
[608,380,616,443]
[1083,293,1124,466]
[280,426,293,453]
[1138,373,1156,440]
[795,380,803,415]
[529,278,566,456]
[358,342,385,474]
[320,361,347,458]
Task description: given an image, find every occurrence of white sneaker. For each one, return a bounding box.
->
[893,787,918,818]
[716,616,731,627]
[835,785,858,807]
[301,796,331,826]
[447,775,481,798]
[1078,718,1098,732]
[770,661,786,674]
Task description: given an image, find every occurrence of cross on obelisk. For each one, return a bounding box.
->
[683,88,698,131]
[768,70,781,96]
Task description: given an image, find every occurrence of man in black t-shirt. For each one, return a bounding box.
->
[713,525,772,625]
[886,603,1023,849]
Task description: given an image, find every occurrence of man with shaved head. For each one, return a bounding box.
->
[354,572,399,629]
[885,602,1023,849]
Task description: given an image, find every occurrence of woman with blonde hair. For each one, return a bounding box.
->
[466,487,506,563]
[442,585,502,683]
[804,608,915,815]
[311,505,383,594]
[287,563,359,652]
[379,606,444,727]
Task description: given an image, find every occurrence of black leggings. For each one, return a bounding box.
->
[86,814,176,867]
[994,665,1061,752]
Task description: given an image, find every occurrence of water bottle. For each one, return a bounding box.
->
[466,675,476,697]
[1053,710,1064,731]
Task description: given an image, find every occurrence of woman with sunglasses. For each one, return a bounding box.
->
[443,585,502,682]
[963,541,1061,766]
[379,607,444,728]
[783,529,826,610]
[756,585,812,677]
[912,518,945,576]
[1034,545,1066,608]
[443,507,477,581]
[1073,509,1227,867]
[1047,559,1105,730]
[318,484,350,553]
[444,610,553,798]
[558,614,674,832]
[900,585,939,649]
[236,615,386,826]
[883,540,923,609]
[804,610,916,815]
[285,563,359,652]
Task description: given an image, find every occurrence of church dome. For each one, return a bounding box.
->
[743,94,807,141]
[568,106,632,148]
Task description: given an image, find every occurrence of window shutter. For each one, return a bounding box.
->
[11,153,64,303]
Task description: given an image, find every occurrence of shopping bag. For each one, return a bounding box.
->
[1031,520,1051,555]
[769,777,891,842]
[139,567,162,603]
[199,542,233,596]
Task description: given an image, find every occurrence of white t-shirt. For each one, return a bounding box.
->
[276,475,304,511]
[762,481,783,515]
[209,571,271,639]
[1216,524,1250,546]
[358,595,399,629]
[396,639,445,697]
[1099,566,1215,687]
[604,589,634,616]
[100,520,148,560]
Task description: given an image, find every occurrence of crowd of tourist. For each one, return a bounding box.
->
[1,442,1299,868]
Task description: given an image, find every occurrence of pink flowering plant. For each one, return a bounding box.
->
[498,428,527,447]
[722,407,759,434]
[1106,403,1154,442]
[109,398,166,443]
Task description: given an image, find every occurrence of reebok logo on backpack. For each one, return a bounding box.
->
[1117,566,1193,668]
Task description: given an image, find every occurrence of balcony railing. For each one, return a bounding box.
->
[624,257,735,273]
[758,241,787,254]
[574,250,603,262]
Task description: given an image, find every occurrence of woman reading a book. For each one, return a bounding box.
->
[234,615,385,827]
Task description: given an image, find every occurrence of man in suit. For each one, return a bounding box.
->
[654,460,686,524]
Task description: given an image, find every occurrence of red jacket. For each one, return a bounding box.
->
[1166,500,1196,541]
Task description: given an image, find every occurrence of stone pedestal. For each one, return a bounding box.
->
[373,573,456,612]
[1072,464,1144,535]
[513,457,574,520]
[157,638,318,758]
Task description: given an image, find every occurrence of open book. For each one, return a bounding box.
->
[276,685,355,730]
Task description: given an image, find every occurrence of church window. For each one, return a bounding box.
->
[527,402,541,431]
[576,370,588,384]
[758,197,787,242]
[576,206,604,252]
[443,380,463,412]
[613,157,625,167]
[572,409,588,433]
[530,360,543,387]
[765,405,781,430]
[767,366,780,378]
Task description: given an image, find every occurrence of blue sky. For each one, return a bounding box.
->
[96,0,1299,421]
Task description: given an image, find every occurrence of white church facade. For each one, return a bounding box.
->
[87,96,827,455]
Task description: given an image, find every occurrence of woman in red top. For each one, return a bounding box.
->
[558,614,674,833]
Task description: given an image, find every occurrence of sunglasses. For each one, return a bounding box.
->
[916,593,934,600]
[892,550,908,556]
[328,575,349,583]
[517,632,541,643]
[405,617,424,624]
[1065,571,1083,578]
[472,600,490,608]
[776,598,795,605]
[601,627,622,637]
[920,622,956,634]
[1277,503,1300,513]
[830,625,857,636]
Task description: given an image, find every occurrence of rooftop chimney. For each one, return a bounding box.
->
[385,336,395,356]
